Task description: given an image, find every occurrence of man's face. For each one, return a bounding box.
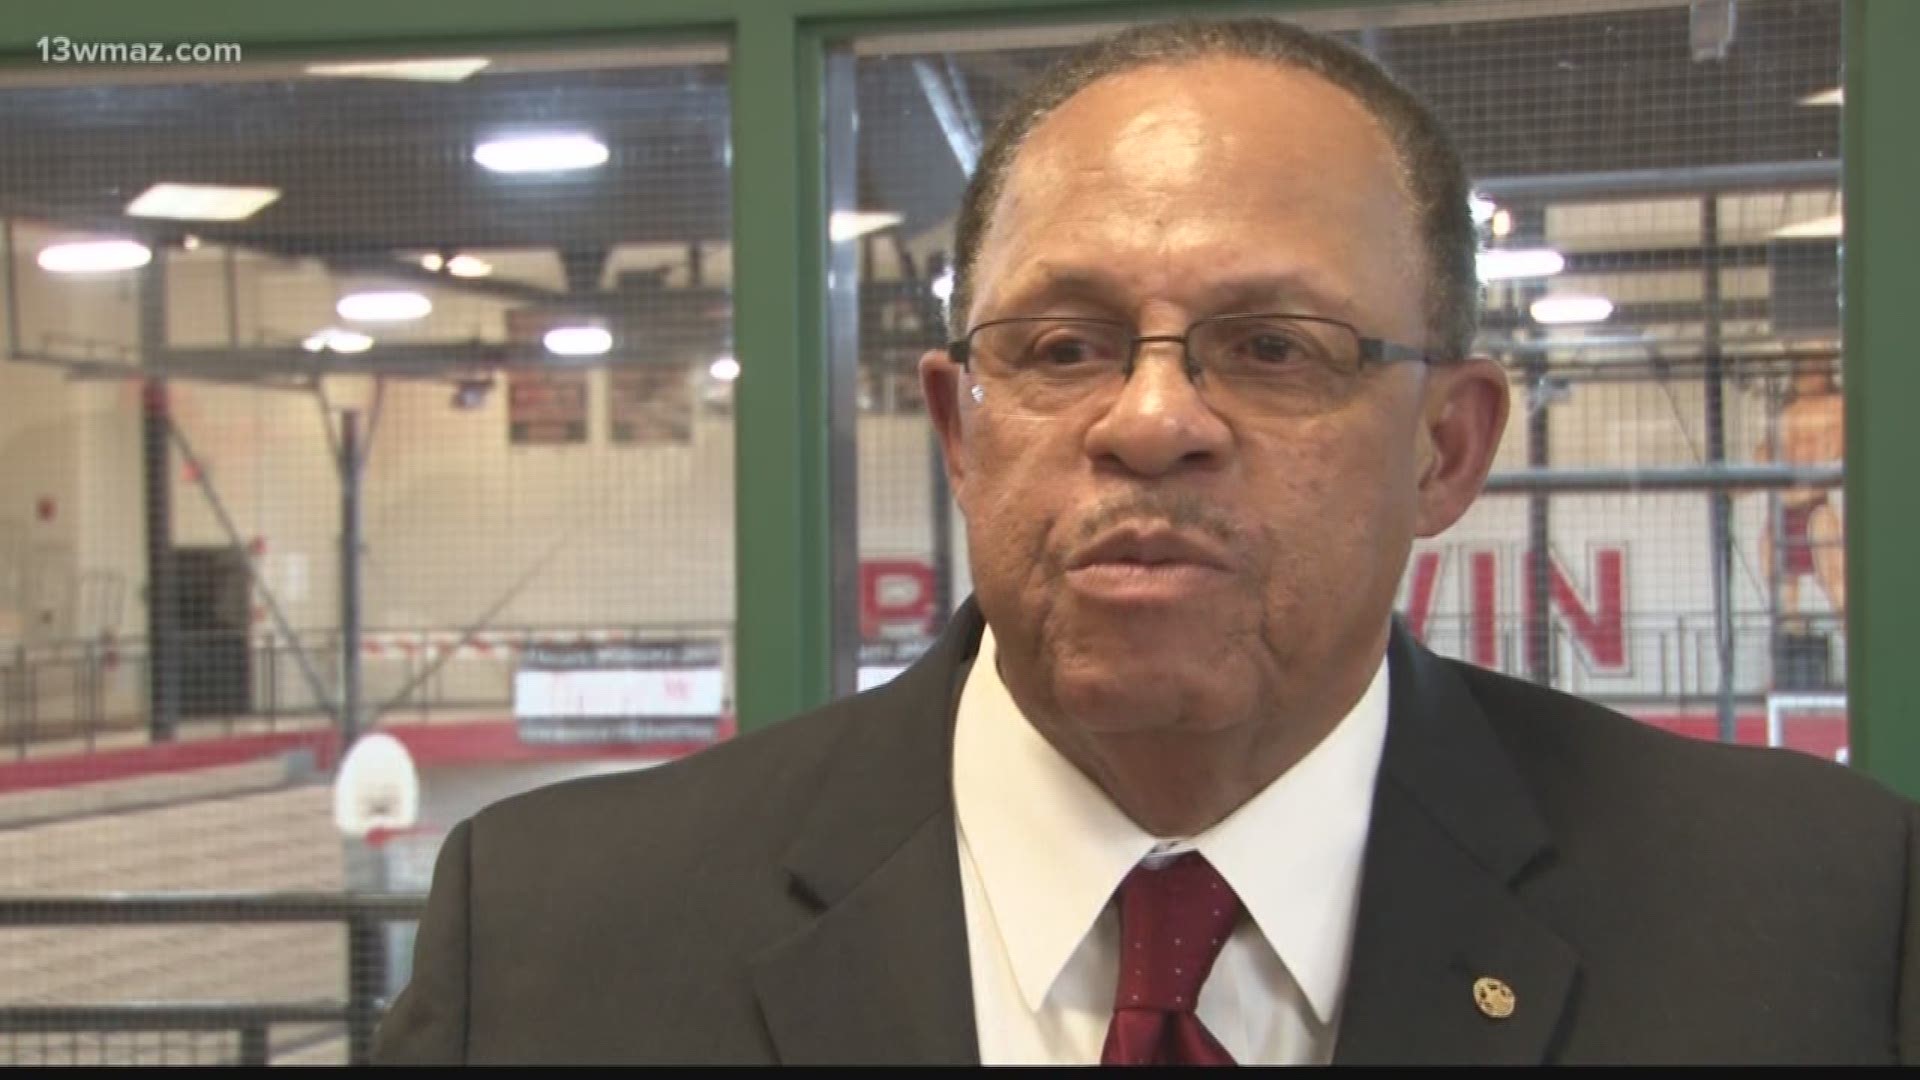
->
[924,58,1502,737]
[1792,369,1837,398]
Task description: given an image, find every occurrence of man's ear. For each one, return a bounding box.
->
[921,347,969,498]
[1414,357,1510,538]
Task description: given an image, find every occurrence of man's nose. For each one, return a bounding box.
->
[1083,340,1233,477]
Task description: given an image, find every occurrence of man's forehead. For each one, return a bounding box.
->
[1021,56,1395,169]
[985,57,1410,244]
[966,56,1421,331]
[984,262,1361,323]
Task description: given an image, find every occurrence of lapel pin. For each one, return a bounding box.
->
[1473,976,1516,1020]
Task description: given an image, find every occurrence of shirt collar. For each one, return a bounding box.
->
[952,621,1391,1024]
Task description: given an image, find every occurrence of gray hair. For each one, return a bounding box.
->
[950,17,1480,360]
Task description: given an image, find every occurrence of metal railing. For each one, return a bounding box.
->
[1,622,730,757]
[0,892,427,1066]
[1417,610,1847,704]
[1,611,1846,758]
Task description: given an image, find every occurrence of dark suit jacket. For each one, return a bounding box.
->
[375,598,1920,1064]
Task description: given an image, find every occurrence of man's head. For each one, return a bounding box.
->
[1791,365,1839,399]
[921,19,1509,773]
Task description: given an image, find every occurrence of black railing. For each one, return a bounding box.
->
[0,892,427,1066]
[0,622,730,757]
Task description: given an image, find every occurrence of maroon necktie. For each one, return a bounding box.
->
[1100,852,1245,1066]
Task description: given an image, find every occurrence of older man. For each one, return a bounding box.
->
[376,19,1918,1066]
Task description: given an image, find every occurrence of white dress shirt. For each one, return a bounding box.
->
[953,624,1391,1065]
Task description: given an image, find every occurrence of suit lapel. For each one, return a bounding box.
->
[1333,625,1580,1064]
[749,601,986,1065]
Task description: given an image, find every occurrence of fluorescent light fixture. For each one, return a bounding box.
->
[446,254,493,278]
[930,267,955,302]
[709,356,741,382]
[1530,295,1613,325]
[1799,86,1842,106]
[306,57,491,82]
[37,239,152,273]
[126,182,281,222]
[474,134,609,174]
[1468,192,1497,225]
[302,328,375,353]
[419,253,444,271]
[829,210,903,242]
[544,326,612,356]
[1477,248,1566,282]
[337,290,432,322]
[1771,212,1842,240]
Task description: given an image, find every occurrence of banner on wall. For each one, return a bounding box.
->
[514,639,727,747]
[506,370,589,445]
[857,637,936,692]
[857,558,940,690]
[505,306,591,445]
[609,363,694,445]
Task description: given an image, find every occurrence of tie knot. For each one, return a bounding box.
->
[1111,852,1243,1014]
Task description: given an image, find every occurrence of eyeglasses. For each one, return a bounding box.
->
[947,313,1441,419]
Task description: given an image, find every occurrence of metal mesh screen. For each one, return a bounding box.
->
[837,0,1845,756]
[0,43,733,1063]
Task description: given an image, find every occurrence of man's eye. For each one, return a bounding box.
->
[1243,332,1302,364]
[1033,334,1105,365]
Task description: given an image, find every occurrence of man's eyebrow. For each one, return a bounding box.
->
[1197,274,1355,320]
[994,267,1126,309]
[990,267,1354,320]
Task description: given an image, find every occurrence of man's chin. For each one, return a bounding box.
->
[1042,648,1253,731]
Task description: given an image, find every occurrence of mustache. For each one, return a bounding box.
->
[1068,490,1243,551]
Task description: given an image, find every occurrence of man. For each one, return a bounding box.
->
[376,19,1918,1065]
[1757,366,1846,626]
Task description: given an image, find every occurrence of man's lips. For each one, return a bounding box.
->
[1066,526,1234,572]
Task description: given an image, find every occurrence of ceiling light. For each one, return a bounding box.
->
[306,57,491,82]
[474,134,609,174]
[126,182,281,222]
[419,253,444,271]
[1490,208,1514,239]
[1477,248,1566,282]
[1530,295,1613,325]
[337,290,432,322]
[1468,192,1497,225]
[1799,87,1842,106]
[1771,212,1842,240]
[709,356,741,382]
[829,210,903,242]
[37,239,152,274]
[544,326,612,356]
[446,254,493,278]
[930,268,955,302]
[181,234,202,251]
[302,328,375,353]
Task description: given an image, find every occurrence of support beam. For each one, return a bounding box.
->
[1844,0,1920,797]
[1701,197,1737,744]
[824,41,863,700]
[339,409,363,746]
[733,10,832,729]
[138,258,178,743]
[1482,463,1842,494]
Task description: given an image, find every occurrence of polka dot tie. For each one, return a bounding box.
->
[1100,852,1244,1066]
